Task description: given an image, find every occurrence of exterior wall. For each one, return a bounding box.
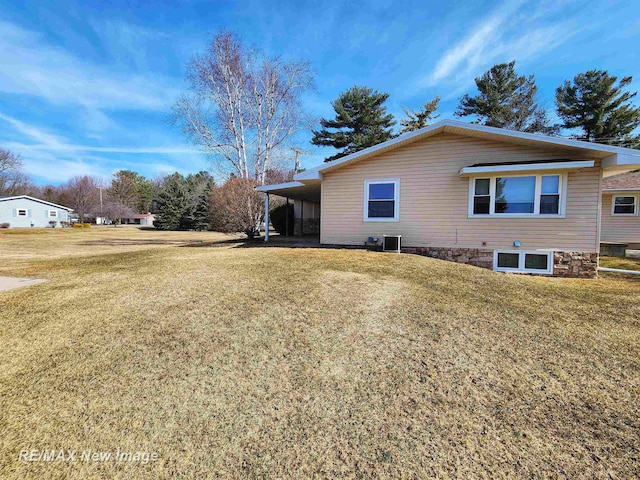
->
[601,192,640,246]
[553,252,599,277]
[293,199,320,235]
[321,132,602,255]
[0,198,70,228]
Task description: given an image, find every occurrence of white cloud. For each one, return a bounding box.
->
[420,0,578,94]
[0,20,181,111]
[0,112,197,155]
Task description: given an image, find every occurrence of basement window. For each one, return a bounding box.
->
[494,251,553,274]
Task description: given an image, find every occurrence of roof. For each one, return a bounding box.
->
[0,195,73,210]
[602,170,640,191]
[294,119,640,182]
[468,158,577,167]
[256,181,321,202]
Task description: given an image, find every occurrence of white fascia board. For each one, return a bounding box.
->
[602,153,640,168]
[459,160,594,176]
[255,181,306,192]
[602,188,640,192]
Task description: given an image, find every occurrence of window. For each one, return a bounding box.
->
[364,179,399,221]
[17,209,27,217]
[473,178,490,214]
[612,195,637,216]
[494,251,553,274]
[48,210,58,218]
[470,174,564,216]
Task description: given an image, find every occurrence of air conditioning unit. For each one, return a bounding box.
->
[383,235,401,253]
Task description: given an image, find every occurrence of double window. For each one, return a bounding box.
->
[612,195,638,216]
[494,251,553,274]
[470,174,564,217]
[364,179,399,221]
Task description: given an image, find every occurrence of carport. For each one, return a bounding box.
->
[256,181,321,242]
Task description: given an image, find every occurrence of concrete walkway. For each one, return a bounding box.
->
[0,276,47,292]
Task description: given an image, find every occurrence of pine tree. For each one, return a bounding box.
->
[556,70,640,147]
[311,86,395,162]
[455,61,555,134]
[183,171,215,230]
[400,97,441,133]
[154,173,190,230]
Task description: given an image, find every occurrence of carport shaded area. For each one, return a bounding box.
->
[256,181,321,242]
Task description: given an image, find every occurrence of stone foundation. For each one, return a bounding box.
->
[401,247,599,278]
[553,252,599,278]
[293,217,320,236]
[401,247,494,270]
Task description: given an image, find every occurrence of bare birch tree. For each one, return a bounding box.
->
[173,32,313,185]
[0,148,31,195]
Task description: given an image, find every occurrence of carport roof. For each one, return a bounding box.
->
[256,181,321,202]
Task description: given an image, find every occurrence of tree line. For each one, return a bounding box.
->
[312,61,640,161]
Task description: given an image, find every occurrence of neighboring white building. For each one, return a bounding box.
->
[0,195,72,228]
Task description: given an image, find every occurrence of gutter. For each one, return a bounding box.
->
[598,267,640,275]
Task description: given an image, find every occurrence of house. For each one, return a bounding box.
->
[120,213,155,226]
[0,195,72,228]
[257,120,640,278]
[95,213,155,226]
[601,170,640,250]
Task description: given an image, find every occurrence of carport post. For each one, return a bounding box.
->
[264,193,269,243]
[285,197,289,237]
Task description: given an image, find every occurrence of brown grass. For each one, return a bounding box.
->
[600,255,640,272]
[0,228,638,478]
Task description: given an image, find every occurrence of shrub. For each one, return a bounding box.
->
[208,178,263,238]
[72,223,91,229]
[60,221,71,228]
[48,220,58,228]
[269,203,294,235]
[0,223,9,228]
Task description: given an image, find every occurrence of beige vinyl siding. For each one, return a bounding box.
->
[601,193,640,244]
[321,132,601,252]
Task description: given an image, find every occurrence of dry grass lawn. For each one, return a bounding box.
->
[0,228,639,478]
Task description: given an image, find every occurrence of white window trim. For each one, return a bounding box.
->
[17,209,27,217]
[468,173,567,218]
[611,194,638,216]
[364,178,400,222]
[493,250,554,275]
[48,210,58,218]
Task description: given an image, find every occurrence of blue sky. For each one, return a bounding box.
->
[1,0,639,185]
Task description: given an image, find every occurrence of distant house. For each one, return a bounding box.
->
[258,120,640,278]
[121,213,155,226]
[0,195,72,228]
[601,170,640,249]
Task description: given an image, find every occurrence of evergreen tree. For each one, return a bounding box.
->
[154,173,190,230]
[183,171,215,230]
[555,70,640,147]
[311,86,395,162]
[400,96,441,133]
[455,61,555,133]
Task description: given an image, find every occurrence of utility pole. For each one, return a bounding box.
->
[292,148,304,173]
